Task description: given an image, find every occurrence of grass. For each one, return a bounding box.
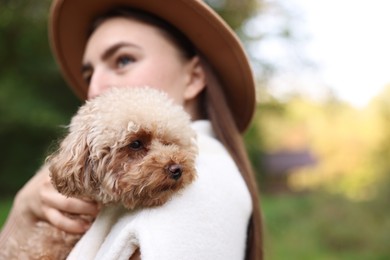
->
[262,192,390,260]
[1,192,389,259]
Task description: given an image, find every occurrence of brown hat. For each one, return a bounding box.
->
[49,0,256,132]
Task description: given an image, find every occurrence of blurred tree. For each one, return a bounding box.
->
[0,0,80,194]
[255,94,384,199]
[205,0,259,30]
[245,98,287,190]
[367,85,390,207]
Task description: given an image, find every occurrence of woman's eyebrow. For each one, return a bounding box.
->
[101,42,140,61]
[81,42,141,73]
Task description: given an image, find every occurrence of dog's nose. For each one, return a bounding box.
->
[167,164,182,180]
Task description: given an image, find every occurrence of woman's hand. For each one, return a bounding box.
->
[13,165,100,234]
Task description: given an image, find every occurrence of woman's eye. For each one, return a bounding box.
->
[83,74,92,84]
[116,55,134,68]
[82,68,93,84]
[129,140,143,150]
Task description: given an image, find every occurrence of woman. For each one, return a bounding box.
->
[0,0,262,259]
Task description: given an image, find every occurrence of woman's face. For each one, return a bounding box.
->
[82,17,204,106]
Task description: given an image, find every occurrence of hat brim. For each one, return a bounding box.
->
[49,0,256,132]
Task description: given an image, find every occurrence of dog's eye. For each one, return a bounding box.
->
[129,140,144,150]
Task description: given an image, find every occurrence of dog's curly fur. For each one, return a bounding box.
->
[1,87,198,260]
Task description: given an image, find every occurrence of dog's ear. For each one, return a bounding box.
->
[47,127,92,198]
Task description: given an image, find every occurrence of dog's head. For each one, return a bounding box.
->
[47,87,198,209]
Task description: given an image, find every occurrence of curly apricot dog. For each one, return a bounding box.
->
[1,87,197,259]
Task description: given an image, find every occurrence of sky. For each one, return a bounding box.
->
[252,0,390,107]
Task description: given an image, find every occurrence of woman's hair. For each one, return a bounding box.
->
[202,60,263,259]
[90,8,263,260]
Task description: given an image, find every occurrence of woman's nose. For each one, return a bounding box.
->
[87,69,112,99]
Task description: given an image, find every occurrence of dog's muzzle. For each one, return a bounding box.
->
[166,164,183,180]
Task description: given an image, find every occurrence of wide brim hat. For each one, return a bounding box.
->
[49,0,256,132]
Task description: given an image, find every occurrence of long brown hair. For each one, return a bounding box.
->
[202,58,263,260]
[91,8,263,260]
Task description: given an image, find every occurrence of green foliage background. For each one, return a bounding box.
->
[0,0,80,194]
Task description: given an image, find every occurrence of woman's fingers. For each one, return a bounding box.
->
[41,189,100,216]
[14,165,100,233]
[44,207,92,234]
[37,169,100,232]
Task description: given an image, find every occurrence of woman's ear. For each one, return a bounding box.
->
[183,56,206,101]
